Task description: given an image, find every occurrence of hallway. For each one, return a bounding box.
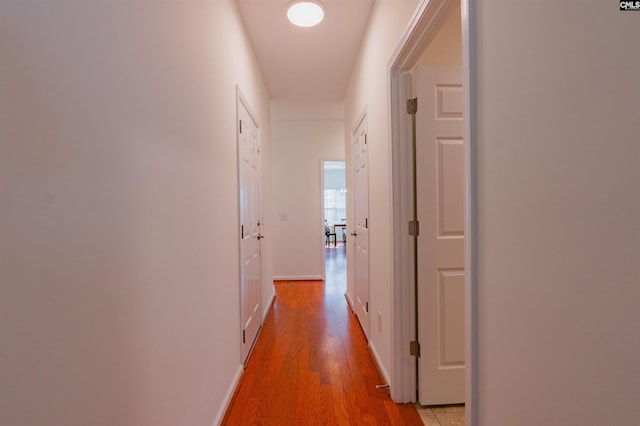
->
[221,243,422,424]
[325,242,347,295]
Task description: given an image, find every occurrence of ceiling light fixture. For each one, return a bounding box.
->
[287,1,324,28]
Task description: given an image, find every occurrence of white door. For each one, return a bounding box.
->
[416,66,465,405]
[353,115,369,339]
[238,93,262,364]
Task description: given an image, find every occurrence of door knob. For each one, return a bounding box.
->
[257,234,265,240]
[350,231,358,237]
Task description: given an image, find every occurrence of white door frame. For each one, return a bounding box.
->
[321,157,346,281]
[236,86,263,364]
[388,0,476,422]
[351,110,370,339]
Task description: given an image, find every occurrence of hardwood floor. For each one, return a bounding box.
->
[222,246,422,425]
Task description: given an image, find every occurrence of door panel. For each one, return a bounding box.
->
[353,116,369,339]
[437,139,464,236]
[238,94,262,364]
[438,269,465,366]
[416,66,465,405]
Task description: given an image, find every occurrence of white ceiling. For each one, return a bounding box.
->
[236,0,375,103]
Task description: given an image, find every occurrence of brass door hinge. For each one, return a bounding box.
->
[407,98,418,115]
[409,220,419,236]
[410,340,421,357]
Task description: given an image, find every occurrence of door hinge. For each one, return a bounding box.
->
[242,329,246,344]
[239,119,243,134]
[241,224,244,239]
[408,220,419,236]
[364,133,367,144]
[407,98,418,115]
[365,217,368,229]
[365,302,369,313]
[410,340,421,357]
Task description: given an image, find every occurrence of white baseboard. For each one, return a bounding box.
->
[273,275,323,281]
[263,291,276,322]
[369,341,391,386]
[345,292,355,312]
[213,364,244,426]
[214,291,276,425]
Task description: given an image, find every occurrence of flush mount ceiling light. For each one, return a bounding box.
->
[287,1,324,27]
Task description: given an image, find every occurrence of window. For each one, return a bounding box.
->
[324,188,346,226]
[323,161,346,227]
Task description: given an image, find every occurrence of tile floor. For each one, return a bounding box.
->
[416,405,465,426]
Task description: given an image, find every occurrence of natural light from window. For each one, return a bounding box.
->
[323,160,346,228]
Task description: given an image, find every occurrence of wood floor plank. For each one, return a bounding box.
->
[221,278,422,425]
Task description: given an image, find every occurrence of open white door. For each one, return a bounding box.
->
[238,92,262,364]
[416,66,465,405]
[353,114,369,339]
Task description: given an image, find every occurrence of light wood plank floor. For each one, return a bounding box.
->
[416,405,465,426]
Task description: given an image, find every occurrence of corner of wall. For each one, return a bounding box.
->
[213,365,244,426]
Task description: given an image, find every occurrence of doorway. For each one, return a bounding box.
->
[351,113,370,340]
[415,65,465,405]
[237,88,263,364]
[388,0,475,418]
[322,160,347,295]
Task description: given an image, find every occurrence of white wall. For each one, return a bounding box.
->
[472,1,640,424]
[0,2,271,425]
[344,0,421,380]
[271,120,345,280]
[416,2,461,67]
